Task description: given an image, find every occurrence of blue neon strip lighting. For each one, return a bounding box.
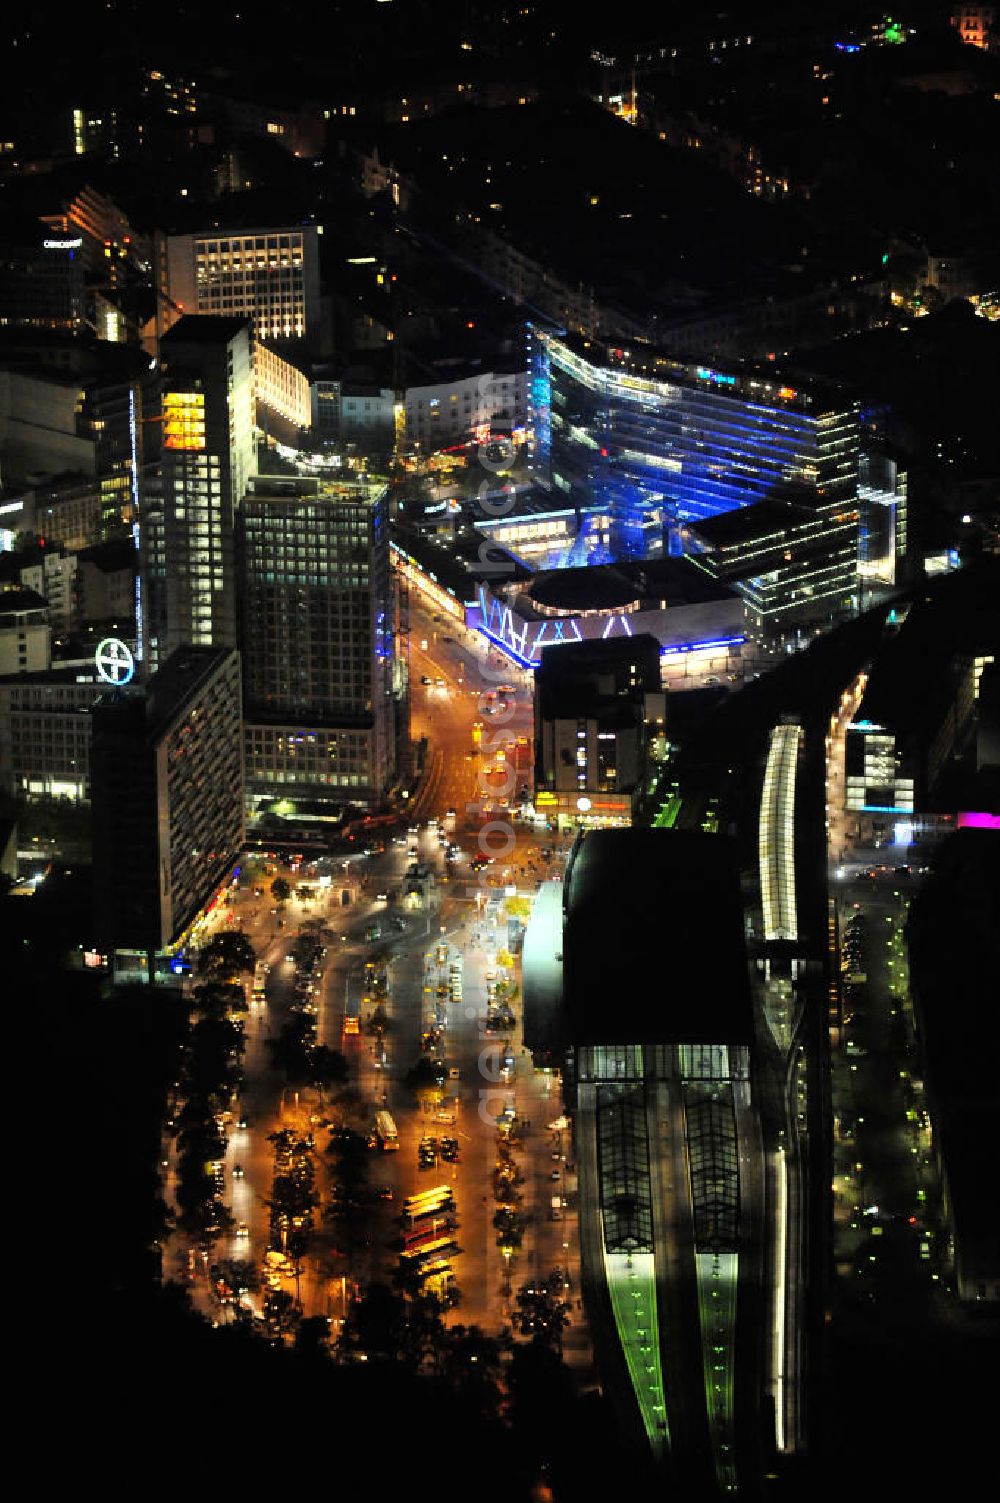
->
[660,635,745,656]
[474,625,538,670]
[860,804,910,814]
[696,367,737,386]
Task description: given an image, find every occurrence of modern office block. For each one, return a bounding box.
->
[18,552,78,629]
[0,667,98,800]
[253,339,311,437]
[157,224,321,348]
[858,448,908,597]
[530,326,859,563]
[237,473,396,802]
[91,645,243,970]
[0,212,85,333]
[687,496,859,644]
[312,379,396,452]
[842,563,999,821]
[143,316,254,669]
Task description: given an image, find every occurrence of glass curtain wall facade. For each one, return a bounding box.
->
[858,450,908,600]
[529,327,859,563]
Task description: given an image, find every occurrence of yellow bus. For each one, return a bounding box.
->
[400,1234,457,1263]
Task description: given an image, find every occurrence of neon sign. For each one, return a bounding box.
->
[95,637,135,686]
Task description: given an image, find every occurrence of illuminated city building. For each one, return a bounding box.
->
[470,558,745,683]
[0,354,146,538]
[38,183,143,274]
[0,667,99,800]
[253,340,311,438]
[533,634,665,828]
[0,212,85,332]
[858,448,908,598]
[156,224,321,348]
[0,480,101,553]
[404,369,528,450]
[529,327,859,564]
[949,4,997,50]
[312,378,396,452]
[841,565,998,829]
[91,645,244,978]
[238,473,397,803]
[17,551,78,630]
[686,495,860,645]
[474,502,609,567]
[143,317,254,669]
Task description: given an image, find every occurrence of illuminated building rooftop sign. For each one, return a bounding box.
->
[95,637,135,686]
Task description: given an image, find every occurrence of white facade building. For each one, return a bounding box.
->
[404,369,528,450]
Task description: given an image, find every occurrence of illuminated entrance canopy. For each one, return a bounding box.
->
[96,637,135,686]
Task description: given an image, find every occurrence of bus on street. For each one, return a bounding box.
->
[400,1234,458,1263]
[402,1186,455,1224]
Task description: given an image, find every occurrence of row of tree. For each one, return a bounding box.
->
[267,932,349,1092]
[171,939,254,1241]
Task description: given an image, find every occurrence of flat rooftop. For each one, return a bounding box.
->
[563,828,753,1047]
[146,645,238,732]
[161,315,251,346]
[391,521,531,599]
[687,499,815,550]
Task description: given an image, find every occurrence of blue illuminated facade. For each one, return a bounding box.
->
[529,328,860,563]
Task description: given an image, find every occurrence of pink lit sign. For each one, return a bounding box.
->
[957,811,1000,830]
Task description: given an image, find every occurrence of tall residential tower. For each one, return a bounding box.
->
[91,645,244,977]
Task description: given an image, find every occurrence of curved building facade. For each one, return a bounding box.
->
[529,327,859,564]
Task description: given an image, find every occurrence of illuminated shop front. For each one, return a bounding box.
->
[533,789,633,828]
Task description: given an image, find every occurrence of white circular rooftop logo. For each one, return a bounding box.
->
[95,637,135,686]
[576,797,592,812]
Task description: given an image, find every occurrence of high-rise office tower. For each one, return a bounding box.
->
[529,327,860,563]
[155,224,321,348]
[142,316,255,670]
[0,211,85,332]
[237,473,397,803]
[91,645,244,977]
